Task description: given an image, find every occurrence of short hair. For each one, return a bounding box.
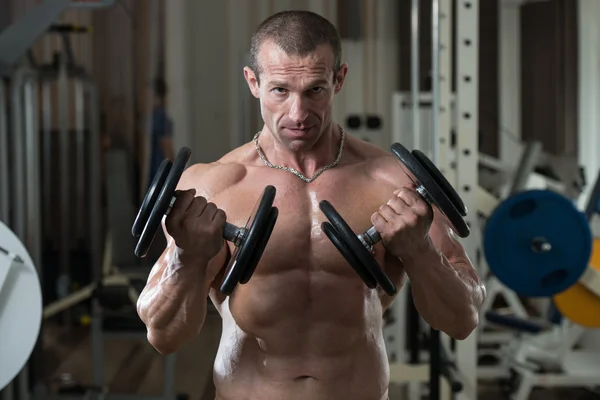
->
[249,10,342,82]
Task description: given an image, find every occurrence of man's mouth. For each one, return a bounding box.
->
[285,126,313,131]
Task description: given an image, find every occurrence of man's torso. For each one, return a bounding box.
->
[189,138,410,400]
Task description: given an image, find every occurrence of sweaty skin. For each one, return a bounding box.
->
[141,136,472,400]
[138,39,483,400]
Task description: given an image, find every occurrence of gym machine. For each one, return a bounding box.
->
[383,1,475,399]
[0,1,177,399]
[480,169,600,399]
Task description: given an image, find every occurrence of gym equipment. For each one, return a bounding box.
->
[132,147,279,295]
[319,142,469,296]
[553,171,600,327]
[30,23,103,308]
[496,317,598,400]
[0,221,43,391]
[553,239,600,327]
[483,189,592,297]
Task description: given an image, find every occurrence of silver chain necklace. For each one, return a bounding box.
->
[253,127,346,183]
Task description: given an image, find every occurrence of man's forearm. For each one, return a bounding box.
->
[138,251,211,354]
[401,239,485,340]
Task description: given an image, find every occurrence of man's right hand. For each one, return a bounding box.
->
[165,189,227,264]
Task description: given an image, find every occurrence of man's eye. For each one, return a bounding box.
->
[310,87,324,93]
[273,87,287,94]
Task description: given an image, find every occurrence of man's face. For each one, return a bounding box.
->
[244,41,347,152]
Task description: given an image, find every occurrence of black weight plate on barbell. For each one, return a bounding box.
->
[134,147,192,258]
[390,143,470,238]
[132,159,171,237]
[412,149,467,217]
[239,206,279,284]
[319,200,397,296]
[220,185,277,295]
[321,221,377,289]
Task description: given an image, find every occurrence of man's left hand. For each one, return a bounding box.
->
[371,186,434,261]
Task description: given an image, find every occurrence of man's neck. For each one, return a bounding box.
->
[256,123,344,179]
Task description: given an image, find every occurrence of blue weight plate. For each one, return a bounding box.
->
[483,189,592,297]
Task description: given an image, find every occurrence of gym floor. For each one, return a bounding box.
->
[42,313,599,400]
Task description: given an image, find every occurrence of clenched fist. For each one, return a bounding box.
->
[165,189,227,263]
[371,186,434,260]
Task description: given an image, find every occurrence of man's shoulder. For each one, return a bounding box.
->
[345,135,399,166]
[344,137,408,186]
[177,160,248,196]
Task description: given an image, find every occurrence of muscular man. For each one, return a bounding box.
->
[137,10,485,400]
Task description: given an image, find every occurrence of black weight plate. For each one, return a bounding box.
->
[412,149,467,217]
[319,200,397,296]
[220,185,277,295]
[390,143,470,238]
[321,221,377,289]
[132,159,171,237]
[239,207,279,284]
[134,147,192,258]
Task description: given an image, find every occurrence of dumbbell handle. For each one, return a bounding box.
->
[358,226,381,248]
[224,223,244,245]
[357,185,432,250]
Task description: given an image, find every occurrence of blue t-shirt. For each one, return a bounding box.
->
[149,106,173,185]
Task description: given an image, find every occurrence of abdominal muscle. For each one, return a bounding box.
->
[202,157,404,400]
[210,251,391,400]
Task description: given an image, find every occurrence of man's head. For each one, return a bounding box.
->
[244,10,348,152]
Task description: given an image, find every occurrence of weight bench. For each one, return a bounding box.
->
[484,305,600,400]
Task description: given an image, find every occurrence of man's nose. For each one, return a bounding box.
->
[288,95,309,123]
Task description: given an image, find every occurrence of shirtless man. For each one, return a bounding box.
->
[137,10,486,400]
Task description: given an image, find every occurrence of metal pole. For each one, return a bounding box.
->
[23,74,43,400]
[409,3,424,399]
[24,75,42,271]
[455,0,480,398]
[411,0,420,150]
[10,68,29,241]
[438,0,454,181]
[57,52,71,305]
[431,0,440,163]
[0,79,8,223]
[430,2,442,399]
[42,80,52,240]
[87,80,101,284]
[508,140,542,195]
[75,79,85,239]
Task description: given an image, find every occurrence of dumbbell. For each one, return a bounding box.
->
[132,147,279,295]
[319,143,469,296]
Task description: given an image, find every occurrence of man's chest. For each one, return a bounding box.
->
[214,169,400,236]
[208,169,403,273]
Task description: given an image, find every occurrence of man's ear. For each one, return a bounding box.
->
[244,67,260,98]
[333,63,348,94]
